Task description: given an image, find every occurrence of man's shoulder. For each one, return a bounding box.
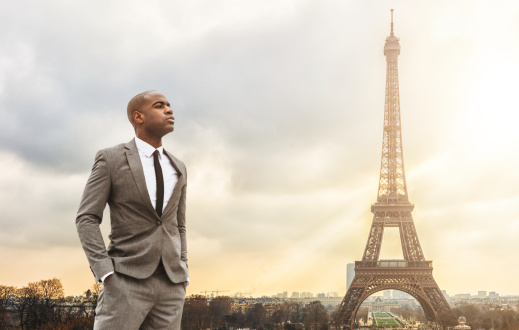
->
[164,150,186,172]
[90,140,135,167]
[97,139,134,156]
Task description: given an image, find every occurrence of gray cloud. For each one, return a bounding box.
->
[0,1,385,175]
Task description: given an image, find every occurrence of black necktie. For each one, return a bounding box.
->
[153,150,164,217]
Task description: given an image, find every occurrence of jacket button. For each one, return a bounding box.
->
[157,220,162,225]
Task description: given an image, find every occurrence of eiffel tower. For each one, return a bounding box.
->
[336,10,451,327]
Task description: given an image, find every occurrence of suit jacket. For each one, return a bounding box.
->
[76,138,188,283]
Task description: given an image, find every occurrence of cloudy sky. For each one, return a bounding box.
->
[1,0,519,298]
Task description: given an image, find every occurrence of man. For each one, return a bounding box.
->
[76,90,188,329]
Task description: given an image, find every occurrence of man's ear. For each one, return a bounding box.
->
[133,111,144,124]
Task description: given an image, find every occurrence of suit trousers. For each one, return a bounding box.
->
[94,263,186,330]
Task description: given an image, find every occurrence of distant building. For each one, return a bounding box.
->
[346,263,355,290]
[317,293,326,299]
[274,292,288,298]
[478,291,487,298]
[367,297,400,313]
[489,291,499,299]
[300,292,314,298]
[291,292,300,298]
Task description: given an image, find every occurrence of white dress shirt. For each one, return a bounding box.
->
[134,137,179,211]
[101,137,182,284]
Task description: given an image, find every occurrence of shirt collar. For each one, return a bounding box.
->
[135,136,164,158]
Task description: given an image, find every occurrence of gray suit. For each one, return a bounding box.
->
[76,138,188,328]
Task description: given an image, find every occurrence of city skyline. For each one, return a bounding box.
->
[1,1,519,298]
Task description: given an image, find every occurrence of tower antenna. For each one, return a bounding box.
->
[390,9,394,35]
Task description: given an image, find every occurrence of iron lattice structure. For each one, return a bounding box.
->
[336,10,451,327]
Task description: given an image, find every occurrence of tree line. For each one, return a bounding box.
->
[0,278,95,329]
[439,302,519,329]
[2,279,519,329]
[1,281,330,329]
[183,298,519,330]
[182,295,329,330]
[383,304,519,329]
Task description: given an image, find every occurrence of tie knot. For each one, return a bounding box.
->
[153,150,160,158]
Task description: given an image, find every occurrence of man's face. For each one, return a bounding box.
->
[139,91,175,138]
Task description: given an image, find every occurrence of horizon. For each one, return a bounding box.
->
[2,272,516,299]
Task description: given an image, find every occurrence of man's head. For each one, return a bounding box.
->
[127,90,156,128]
[127,91,175,147]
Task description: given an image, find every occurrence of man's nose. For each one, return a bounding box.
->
[165,106,173,114]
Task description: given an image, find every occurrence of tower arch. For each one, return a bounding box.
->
[351,286,438,324]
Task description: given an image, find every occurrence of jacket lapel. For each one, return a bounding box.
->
[162,149,185,217]
[124,139,157,217]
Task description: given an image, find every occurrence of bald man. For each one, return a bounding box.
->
[76,91,188,329]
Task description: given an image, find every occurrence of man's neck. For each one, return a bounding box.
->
[136,133,162,149]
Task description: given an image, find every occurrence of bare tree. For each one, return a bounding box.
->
[15,278,65,329]
[269,301,304,327]
[0,285,16,328]
[208,296,232,328]
[225,306,246,329]
[246,303,268,329]
[303,301,327,330]
[15,285,39,329]
[270,304,286,326]
[288,301,304,324]
[182,295,209,330]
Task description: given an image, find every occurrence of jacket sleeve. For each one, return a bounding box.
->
[76,150,114,282]
[177,165,188,264]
